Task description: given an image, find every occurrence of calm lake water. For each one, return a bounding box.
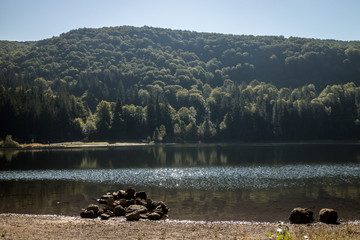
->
[0,143,360,222]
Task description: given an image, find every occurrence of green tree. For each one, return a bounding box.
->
[185,123,198,141]
[111,98,125,140]
[95,100,112,140]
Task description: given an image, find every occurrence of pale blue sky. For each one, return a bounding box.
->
[1,0,359,41]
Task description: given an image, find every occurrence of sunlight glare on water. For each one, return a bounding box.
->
[0,164,359,190]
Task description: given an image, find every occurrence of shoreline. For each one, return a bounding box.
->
[0,214,359,239]
[0,141,153,150]
[2,140,360,151]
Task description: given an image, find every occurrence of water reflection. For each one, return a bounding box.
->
[2,143,360,170]
[0,150,20,162]
[79,151,98,169]
[0,180,359,221]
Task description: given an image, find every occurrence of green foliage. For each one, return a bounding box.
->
[153,125,166,142]
[1,26,360,142]
[2,135,20,148]
[269,221,292,240]
[95,100,112,139]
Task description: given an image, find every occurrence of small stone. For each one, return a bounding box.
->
[101,194,113,199]
[99,194,113,204]
[119,198,127,207]
[97,209,104,216]
[107,198,115,206]
[135,191,147,200]
[114,205,126,216]
[112,192,119,199]
[126,199,135,207]
[140,214,148,219]
[145,199,156,211]
[125,187,136,199]
[319,208,338,224]
[154,205,163,213]
[80,210,97,218]
[127,204,148,214]
[125,211,140,221]
[118,190,126,198]
[157,201,169,215]
[105,210,115,217]
[100,213,110,220]
[103,205,114,212]
[148,212,162,220]
[87,204,100,214]
[136,198,147,206]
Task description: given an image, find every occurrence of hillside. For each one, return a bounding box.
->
[1,26,360,142]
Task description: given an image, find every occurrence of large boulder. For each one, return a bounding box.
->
[319,208,338,224]
[289,208,314,224]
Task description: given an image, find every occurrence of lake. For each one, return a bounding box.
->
[0,143,359,222]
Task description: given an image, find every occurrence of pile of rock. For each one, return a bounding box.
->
[80,187,169,221]
[289,207,338,224]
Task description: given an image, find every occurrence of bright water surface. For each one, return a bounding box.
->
[0,143,360,222]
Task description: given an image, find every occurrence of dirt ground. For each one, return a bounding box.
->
[0,214,359,239]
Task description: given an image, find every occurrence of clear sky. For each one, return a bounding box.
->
[1,0,359,42]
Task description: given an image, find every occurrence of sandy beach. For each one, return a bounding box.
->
[0,214,359,239]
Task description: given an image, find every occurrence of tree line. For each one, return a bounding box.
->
[1,26,360,142]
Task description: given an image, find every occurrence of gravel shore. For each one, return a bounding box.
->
[0,214,359,239]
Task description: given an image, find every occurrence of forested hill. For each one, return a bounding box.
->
[1,26,360,142]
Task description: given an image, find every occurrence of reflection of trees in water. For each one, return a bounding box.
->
[0,179,359,220]
[79,151,98,169]
[323,185,360,201]
[151,146,228,167]
[151,146,167,165]
[144,185,360,221]
[2,143,360,170]
[0,150,19,162]
[0,180,116,216]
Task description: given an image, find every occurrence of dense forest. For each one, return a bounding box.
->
[1,26,360,143]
